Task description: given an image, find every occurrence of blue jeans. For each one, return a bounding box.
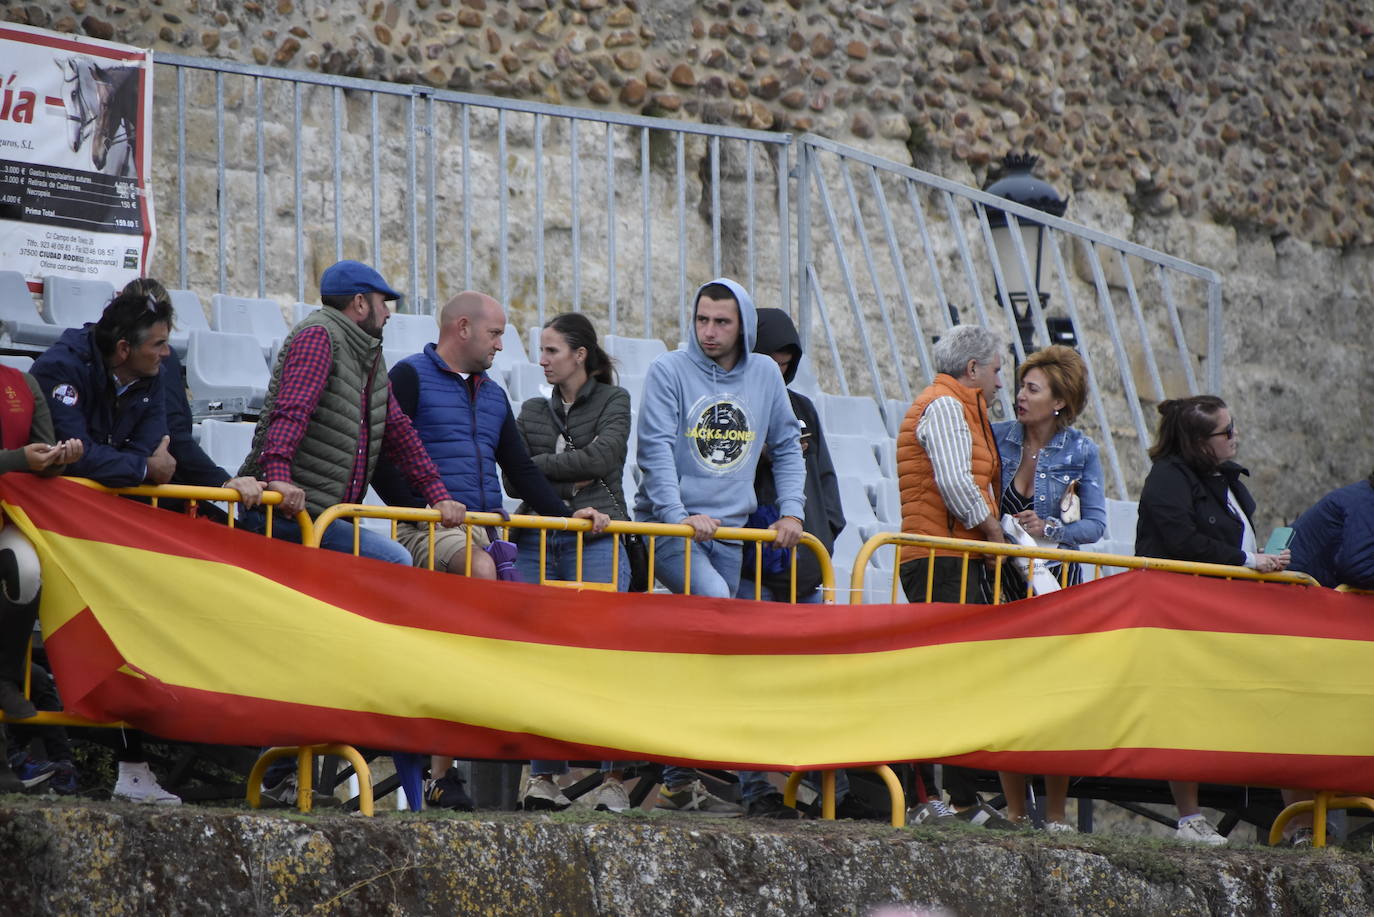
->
[514,530,630,591]
[651,536,742,599]
[737,768,851,805]
[734,580,824,603]
[239,510,413,566]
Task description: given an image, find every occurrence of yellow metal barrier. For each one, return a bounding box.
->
[310,504,837,602]
[1,481,314,729]
[247,744,373,816]
[848,532,1319,605]
[843,531,1318,830]
[1266,584,1374,847]
[310,503,847,818]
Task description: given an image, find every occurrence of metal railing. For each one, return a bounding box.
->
[310,503,836,602]
[795,134,1224,500]
[155,53,791,344]
[149,54,1226,508]
[848,531,1317,606]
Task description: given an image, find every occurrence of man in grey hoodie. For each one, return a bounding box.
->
[634,277,806,815]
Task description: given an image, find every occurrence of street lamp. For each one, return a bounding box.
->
[983,153,1072,355]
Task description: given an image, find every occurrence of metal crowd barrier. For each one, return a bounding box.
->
[310,503,836,602]
[1266,582,1374,848]
[305,503,869,818]
[849,531,1318,606]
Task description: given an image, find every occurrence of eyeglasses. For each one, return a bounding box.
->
[1209,423,1236,440]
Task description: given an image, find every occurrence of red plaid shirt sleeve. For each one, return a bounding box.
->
[258,326,331,484]
[381,391,451,507]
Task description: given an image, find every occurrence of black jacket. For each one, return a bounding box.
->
[1135,454,1256,566]
[162,348,230,487]
[743,308,846,596]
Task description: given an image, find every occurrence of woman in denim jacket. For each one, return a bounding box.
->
[990,345,1106,832]
[993,345,1107,582]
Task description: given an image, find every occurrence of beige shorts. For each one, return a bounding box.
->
[396,521,491,572]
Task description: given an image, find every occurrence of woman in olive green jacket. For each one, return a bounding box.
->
[509,312,632,589]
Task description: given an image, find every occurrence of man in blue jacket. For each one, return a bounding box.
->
[633,277,806,817]
[1288,471,1374,589]
[31,289,179,487]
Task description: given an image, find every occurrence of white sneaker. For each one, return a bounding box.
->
[591,776,632,813]
[1044,820,1078,834]
[112,761,181,805]
[521,775,571,811]
[1175,816,1227,846]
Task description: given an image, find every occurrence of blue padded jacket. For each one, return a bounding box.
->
[1289,479,1374,589]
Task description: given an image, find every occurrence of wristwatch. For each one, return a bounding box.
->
[1043,519,1063,542]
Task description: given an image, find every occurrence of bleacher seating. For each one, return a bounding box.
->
[884,398,910,438]
[292,302,318,324]
[0,271,62,350]
[384,313,436,357]
[505,362,549,404]
[167,289,211,355]
[42,275,114,330]
[196,418,258,475]
[817,393,887,439]
[790,353,820,400]
[211,294,288,360]
[604,334,667,376]
[185,330,270,410]
[0,355,34,372]
[492,322,528,381]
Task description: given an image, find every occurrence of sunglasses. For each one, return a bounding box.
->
[1209,423,1236,440]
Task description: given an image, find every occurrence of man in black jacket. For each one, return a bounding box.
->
[737,308,845,603]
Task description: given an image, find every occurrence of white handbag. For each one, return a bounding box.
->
[1001,514,1062,595]
[1059,480,1081,525]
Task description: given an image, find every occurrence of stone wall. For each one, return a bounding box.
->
[3,0,1372,526]
[4,802,1374,916]
[8,0,1372,247]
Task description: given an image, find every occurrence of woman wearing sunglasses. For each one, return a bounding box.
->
[1135,394,1289,846]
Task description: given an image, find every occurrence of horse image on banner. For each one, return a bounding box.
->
[57,57,139,177]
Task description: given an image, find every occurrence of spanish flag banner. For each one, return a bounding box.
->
[4,474,1373,790]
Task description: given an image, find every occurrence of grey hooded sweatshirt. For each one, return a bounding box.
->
[633,277,805,527]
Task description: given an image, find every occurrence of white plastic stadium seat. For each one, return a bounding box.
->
[0,271,61,349]
[167,289,211,355]
[384,312,436,358]
[196,418,258,476]
[505,362,549,404]
[42,275,114,329]
[492,322,529,381]
[884,398,910,438]
[292,302,319,324]
[185,329,270,410]
[817,394,887,439]
[0,355,34,371]
[604,334,668,376]
[826,434,884,496]
[790,353,821,400]
[211,294,288,360]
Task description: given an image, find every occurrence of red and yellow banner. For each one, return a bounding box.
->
[4,474,1373,790]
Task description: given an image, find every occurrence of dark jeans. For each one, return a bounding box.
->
[900,555,991,809]
[899,555,993,605]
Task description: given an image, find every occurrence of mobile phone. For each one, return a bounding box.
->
[1264,526,1294,554]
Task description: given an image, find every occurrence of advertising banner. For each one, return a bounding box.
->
[0,23,154,290]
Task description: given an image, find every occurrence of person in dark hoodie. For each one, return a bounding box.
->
[736,307,844,603]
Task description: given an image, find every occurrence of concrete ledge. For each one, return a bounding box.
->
[2,798,1372,915]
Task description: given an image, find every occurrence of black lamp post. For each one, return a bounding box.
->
[983,153,1071,355]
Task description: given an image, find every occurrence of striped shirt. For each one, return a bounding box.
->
[915,395,994,529]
